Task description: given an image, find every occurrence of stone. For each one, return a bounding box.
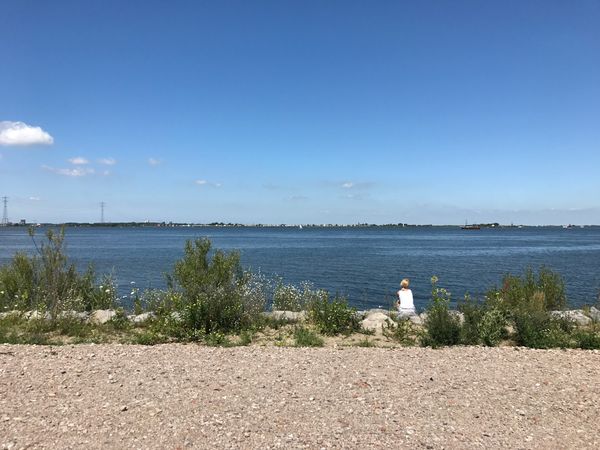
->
[361,311,392,333]
[588,307,600,322]
[58,310,89,321]
[89,309,117,324]
[551,310,591,326]
[24,310,52,321]
[128,312,155,324]
[0,310,21,319]
[408,315,423,325]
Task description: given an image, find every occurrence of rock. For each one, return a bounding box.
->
[408,315,423,325]
[265,311,307,321]
[58,310,89,321]
[588,307,600,322]
[0,310,21,319]
[361,311,392,333]
[367,308,390,315]
[551,310,591,326]
[24,310,52,321]
[128,312,155,324]
[89,309,117,324]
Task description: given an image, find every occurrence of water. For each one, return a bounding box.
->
[1,226,599,310]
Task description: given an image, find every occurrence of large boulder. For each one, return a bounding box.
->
[58,310,89,321]
[588,307,600,322]
[24,310,51,321]
[128,312,155,324]
[89,309,117,324]
[551,310,591,326]
[361,311,392,334]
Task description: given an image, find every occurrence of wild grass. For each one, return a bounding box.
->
[293,326,324,347]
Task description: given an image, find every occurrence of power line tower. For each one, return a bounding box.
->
[100,201,106,224]
[1,196,8,226]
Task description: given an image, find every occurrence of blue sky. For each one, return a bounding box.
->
[1,0,599,224]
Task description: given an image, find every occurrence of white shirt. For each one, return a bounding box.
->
[397,288,415,311]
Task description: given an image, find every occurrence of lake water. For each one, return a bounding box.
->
[1,226,599,310]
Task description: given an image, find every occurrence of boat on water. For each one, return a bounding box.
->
[461,220,480,230]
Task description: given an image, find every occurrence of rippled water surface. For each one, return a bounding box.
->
[1,226,599,309]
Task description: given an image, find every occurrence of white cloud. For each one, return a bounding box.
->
[339,181,375,190]
[102,170,111,176]
[195,179,221,187]
[0,121,54,146]
[42,165,95,177]
[68,156,89,165]
[148,157,162,166]
[98,157,116,165]
[29,196,41,201]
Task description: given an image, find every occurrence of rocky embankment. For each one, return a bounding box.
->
[3,306,599,330]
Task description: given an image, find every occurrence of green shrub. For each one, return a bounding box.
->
[106,308,130,331]
[238,330,254,346]
[421,277,461,348]
[490,267,566,312]
[293,326,324,347]
[0,227,117,316]
[308,293,360,336]
[204,332,232,347]
[458,295,484,345]
[167,238,262,337]
[382,318,416,346]
[513,310,573,348]
[573,329,600,350]
[133,331,167,346]
[478,308,507,346]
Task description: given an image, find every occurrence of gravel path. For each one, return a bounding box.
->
[1,344,599,449]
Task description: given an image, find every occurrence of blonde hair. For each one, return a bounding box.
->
[400,278,410,288]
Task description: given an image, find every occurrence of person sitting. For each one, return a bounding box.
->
[396,278,416,317]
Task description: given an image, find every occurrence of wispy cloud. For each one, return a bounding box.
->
[98,157,116,165]
[0,121,54,146]
[68,156,89,165]
[288,195,308,201]
[29,196,41,201]
[148,157,162,166]
[42,165,95,177]
[195,179,221,187]
[340,181,375,190]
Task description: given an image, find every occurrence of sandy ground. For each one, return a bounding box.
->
[1,344,599,449]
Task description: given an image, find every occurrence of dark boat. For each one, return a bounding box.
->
[461,221,480,230]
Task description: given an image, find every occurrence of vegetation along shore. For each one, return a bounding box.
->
[1,227,599,349]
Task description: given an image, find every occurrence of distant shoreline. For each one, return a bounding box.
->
[2,222,598,229]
